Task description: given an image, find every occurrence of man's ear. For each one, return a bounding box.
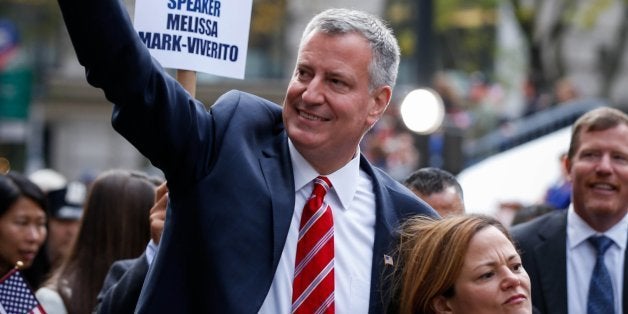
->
[562,154,573,182]
[431,295,454,314]
[367,85,392,124]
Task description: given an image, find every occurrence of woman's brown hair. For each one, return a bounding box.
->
[391,214,512,314]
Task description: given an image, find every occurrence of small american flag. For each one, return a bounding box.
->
[384,254,394,266]
[0,268,46,314]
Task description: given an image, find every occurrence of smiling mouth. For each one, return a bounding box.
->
[590,182,616,191]
[298,110,329,121]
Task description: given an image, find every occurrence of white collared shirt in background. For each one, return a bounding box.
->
[567,206,628,314]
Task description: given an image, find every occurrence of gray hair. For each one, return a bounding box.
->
[301,8,401,91]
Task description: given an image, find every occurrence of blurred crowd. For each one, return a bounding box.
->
[362,69,582,181]
[0,167,164,313]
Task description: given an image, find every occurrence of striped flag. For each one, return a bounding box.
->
[0,268,46,314]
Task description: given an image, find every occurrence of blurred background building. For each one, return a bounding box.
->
[1,0,626,214]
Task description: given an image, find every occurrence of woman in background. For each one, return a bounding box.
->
[390,214,532,314]
[0,171,48,287]
[36,169,161,314]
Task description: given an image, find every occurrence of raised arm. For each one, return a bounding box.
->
[57,0,215,184]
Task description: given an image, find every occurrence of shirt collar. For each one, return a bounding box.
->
[568,205,628,250]
[288,139,360,211]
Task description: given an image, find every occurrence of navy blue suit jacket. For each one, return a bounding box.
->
[57,0,437,312]
[511,210,628,314]
[96,255,148,314]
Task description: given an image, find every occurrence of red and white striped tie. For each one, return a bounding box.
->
[292,176,334,314]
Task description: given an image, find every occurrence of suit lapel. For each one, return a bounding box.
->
[535,212,568,314]
[533,212,628,313]
[259,133,295,268]
[360,156,398,314]
[258,149,399,313]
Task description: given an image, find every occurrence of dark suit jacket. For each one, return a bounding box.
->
[510,210,628,314]
[57,0,437,312]
[96,255,148,314]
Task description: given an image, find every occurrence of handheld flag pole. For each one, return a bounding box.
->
[0,261,47,313]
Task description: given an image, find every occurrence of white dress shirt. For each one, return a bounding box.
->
[567,207,628,314]
[259,140,376,313]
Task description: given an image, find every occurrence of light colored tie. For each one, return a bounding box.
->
[587,235,614,314]
[292,176,334,314]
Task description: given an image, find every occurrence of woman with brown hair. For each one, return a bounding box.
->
[36,169,162,314]
[391,214,532,314]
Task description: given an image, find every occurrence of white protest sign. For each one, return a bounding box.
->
[133,0,252,79]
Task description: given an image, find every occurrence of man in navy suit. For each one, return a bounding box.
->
[56,0,437,312]
[511,106,628,314]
